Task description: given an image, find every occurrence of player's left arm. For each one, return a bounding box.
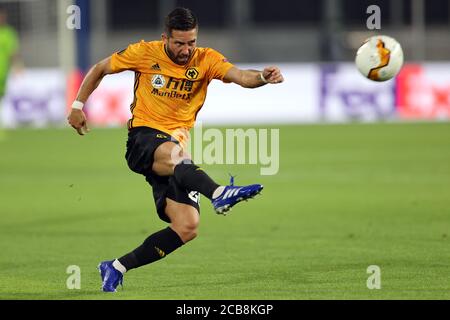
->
[223,66,284,88]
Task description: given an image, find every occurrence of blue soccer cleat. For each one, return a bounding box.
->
[98,260,123,292]
[212,175,263,215]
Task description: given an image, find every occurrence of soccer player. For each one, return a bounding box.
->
[0,8,19,115]
[67,7,284,292]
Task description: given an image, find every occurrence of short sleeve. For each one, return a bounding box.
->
[110,40,147,72]
[206,49,234,82]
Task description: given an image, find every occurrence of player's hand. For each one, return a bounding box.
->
[67,109,90,136]
[262,66,284,84]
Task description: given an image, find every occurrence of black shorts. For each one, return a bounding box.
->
[125,126,200,223]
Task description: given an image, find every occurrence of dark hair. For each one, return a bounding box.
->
[165,7,198,36]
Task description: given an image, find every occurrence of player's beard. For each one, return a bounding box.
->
[166,46,192,65]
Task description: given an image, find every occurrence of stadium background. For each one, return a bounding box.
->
[0,0,449,299]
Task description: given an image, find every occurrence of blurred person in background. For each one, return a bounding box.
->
[0,7,20,121]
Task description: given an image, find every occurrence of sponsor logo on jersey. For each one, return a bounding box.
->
[151,89,192,101]
[151,74,165,89]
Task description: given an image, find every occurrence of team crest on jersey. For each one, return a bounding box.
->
[185,67,199,80]
[151,74,165,89]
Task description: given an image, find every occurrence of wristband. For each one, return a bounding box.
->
[260,72,268,84]
[72,101,84,110]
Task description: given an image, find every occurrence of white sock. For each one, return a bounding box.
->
[212,186,226,199]
[112,259,127,274]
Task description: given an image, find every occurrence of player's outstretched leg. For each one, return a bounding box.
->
[173,161,263,215]
[154,142,263,214]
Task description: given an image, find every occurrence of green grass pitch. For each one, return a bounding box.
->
[0,122,449,300]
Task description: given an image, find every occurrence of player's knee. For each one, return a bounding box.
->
[171,151,192,172]
[181,227,198,242]
[153,143,191,175]
[171,211,199,242]
[179,219,199,242]
[174,225,198,243]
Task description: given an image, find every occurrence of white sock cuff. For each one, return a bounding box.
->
[112,259,127,274]
[212,186,226,199]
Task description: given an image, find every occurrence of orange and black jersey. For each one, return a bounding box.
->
[110,40,234,142]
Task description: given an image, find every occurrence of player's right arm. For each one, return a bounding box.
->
[67,56,115,136]
[76,57,115,105]
[68,41,147,136]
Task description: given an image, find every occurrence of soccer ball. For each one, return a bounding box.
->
[355,35,404,82]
